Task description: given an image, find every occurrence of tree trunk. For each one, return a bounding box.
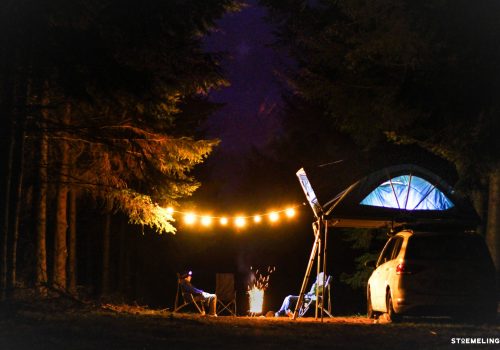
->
[134,231,142,300]
[6,56,30,298]
[486,166,500,288]
[8,125,26,296]
[67,190,77,295]
[52,104,70,291]
[471,189,487,236]
[1,120,15,301]
[35,85,49,296]
[85,216,94,293]
[118,218,128,297]
[52,178,68,291]
[101,213,111,297]
[0,11,15,301]
[0,53,16,300]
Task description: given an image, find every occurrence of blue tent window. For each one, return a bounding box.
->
[360,175,454,210]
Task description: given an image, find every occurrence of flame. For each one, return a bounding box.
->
[248,286,264,314]
[247,266,275,315]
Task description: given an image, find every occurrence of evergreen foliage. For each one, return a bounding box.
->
[0,0,241,296]
[262,0,500,189]
[338,229,386,289]
[261,0,500,289]
[1,0,240,233]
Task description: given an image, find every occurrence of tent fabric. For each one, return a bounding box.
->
[360,175,455,211]
[297,164,478,229]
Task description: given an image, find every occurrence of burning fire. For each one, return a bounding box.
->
[248,287,264,314]
[247,266,275,315]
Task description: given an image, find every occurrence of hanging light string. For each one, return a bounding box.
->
[164,204,302,228]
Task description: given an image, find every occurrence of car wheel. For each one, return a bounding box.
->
[367,288,378,319]
[386,289,401,323]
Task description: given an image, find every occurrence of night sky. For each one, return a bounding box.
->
[204,0,286,155]
[198,0,293,203]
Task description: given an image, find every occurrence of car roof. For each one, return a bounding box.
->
[394,229,478,238]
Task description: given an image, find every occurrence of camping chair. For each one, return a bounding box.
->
[298,275,333,318]
[215,273,237,316]
[173,273,206,315]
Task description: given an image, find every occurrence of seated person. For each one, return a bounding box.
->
[275,272,326,317]
[180,270,217,316]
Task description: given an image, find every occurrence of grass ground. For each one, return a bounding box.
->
[0,301,498,349]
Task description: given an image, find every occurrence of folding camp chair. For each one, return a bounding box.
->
[298,275,333,318]
[215,273,237,316]
[173,273,206,315]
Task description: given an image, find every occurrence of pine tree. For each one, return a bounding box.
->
[0,0,241,296]
[262,0,500,286]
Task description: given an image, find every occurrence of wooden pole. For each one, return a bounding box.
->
[320,221,328,321]
[292,219,321,320]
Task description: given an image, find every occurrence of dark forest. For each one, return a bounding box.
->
[1,0,500,333]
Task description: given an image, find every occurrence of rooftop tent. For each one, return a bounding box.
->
[297,164,479,229]
[359,175,455,211]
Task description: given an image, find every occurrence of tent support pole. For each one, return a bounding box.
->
[293,217,335,321]
[321,221,328,322]
[315,232,321,319]
[292,218,321,320]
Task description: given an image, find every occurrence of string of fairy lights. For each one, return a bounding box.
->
[163,204,302,228]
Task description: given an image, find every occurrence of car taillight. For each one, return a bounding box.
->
[396,262,411,275]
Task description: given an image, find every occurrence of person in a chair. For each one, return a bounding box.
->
[275,272,326,317]
[180,270,217,316]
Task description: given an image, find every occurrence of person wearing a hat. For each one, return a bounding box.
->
[180,271,217,316]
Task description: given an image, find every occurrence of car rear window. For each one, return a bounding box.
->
[405,234,490,261]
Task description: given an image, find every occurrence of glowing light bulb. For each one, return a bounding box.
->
[166,207,174,215]
[269,212,279,222]
[184,213,196,225]
[220,217,228,226]
[285,208,296,218]
[235,216,246,228]
[201,216,212,226]
[253,215,262,223]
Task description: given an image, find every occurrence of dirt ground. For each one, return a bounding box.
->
[0,302,499,350]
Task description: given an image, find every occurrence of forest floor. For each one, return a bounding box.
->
[0,299,499,350]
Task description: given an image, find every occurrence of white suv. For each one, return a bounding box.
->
[367,229,497,322]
